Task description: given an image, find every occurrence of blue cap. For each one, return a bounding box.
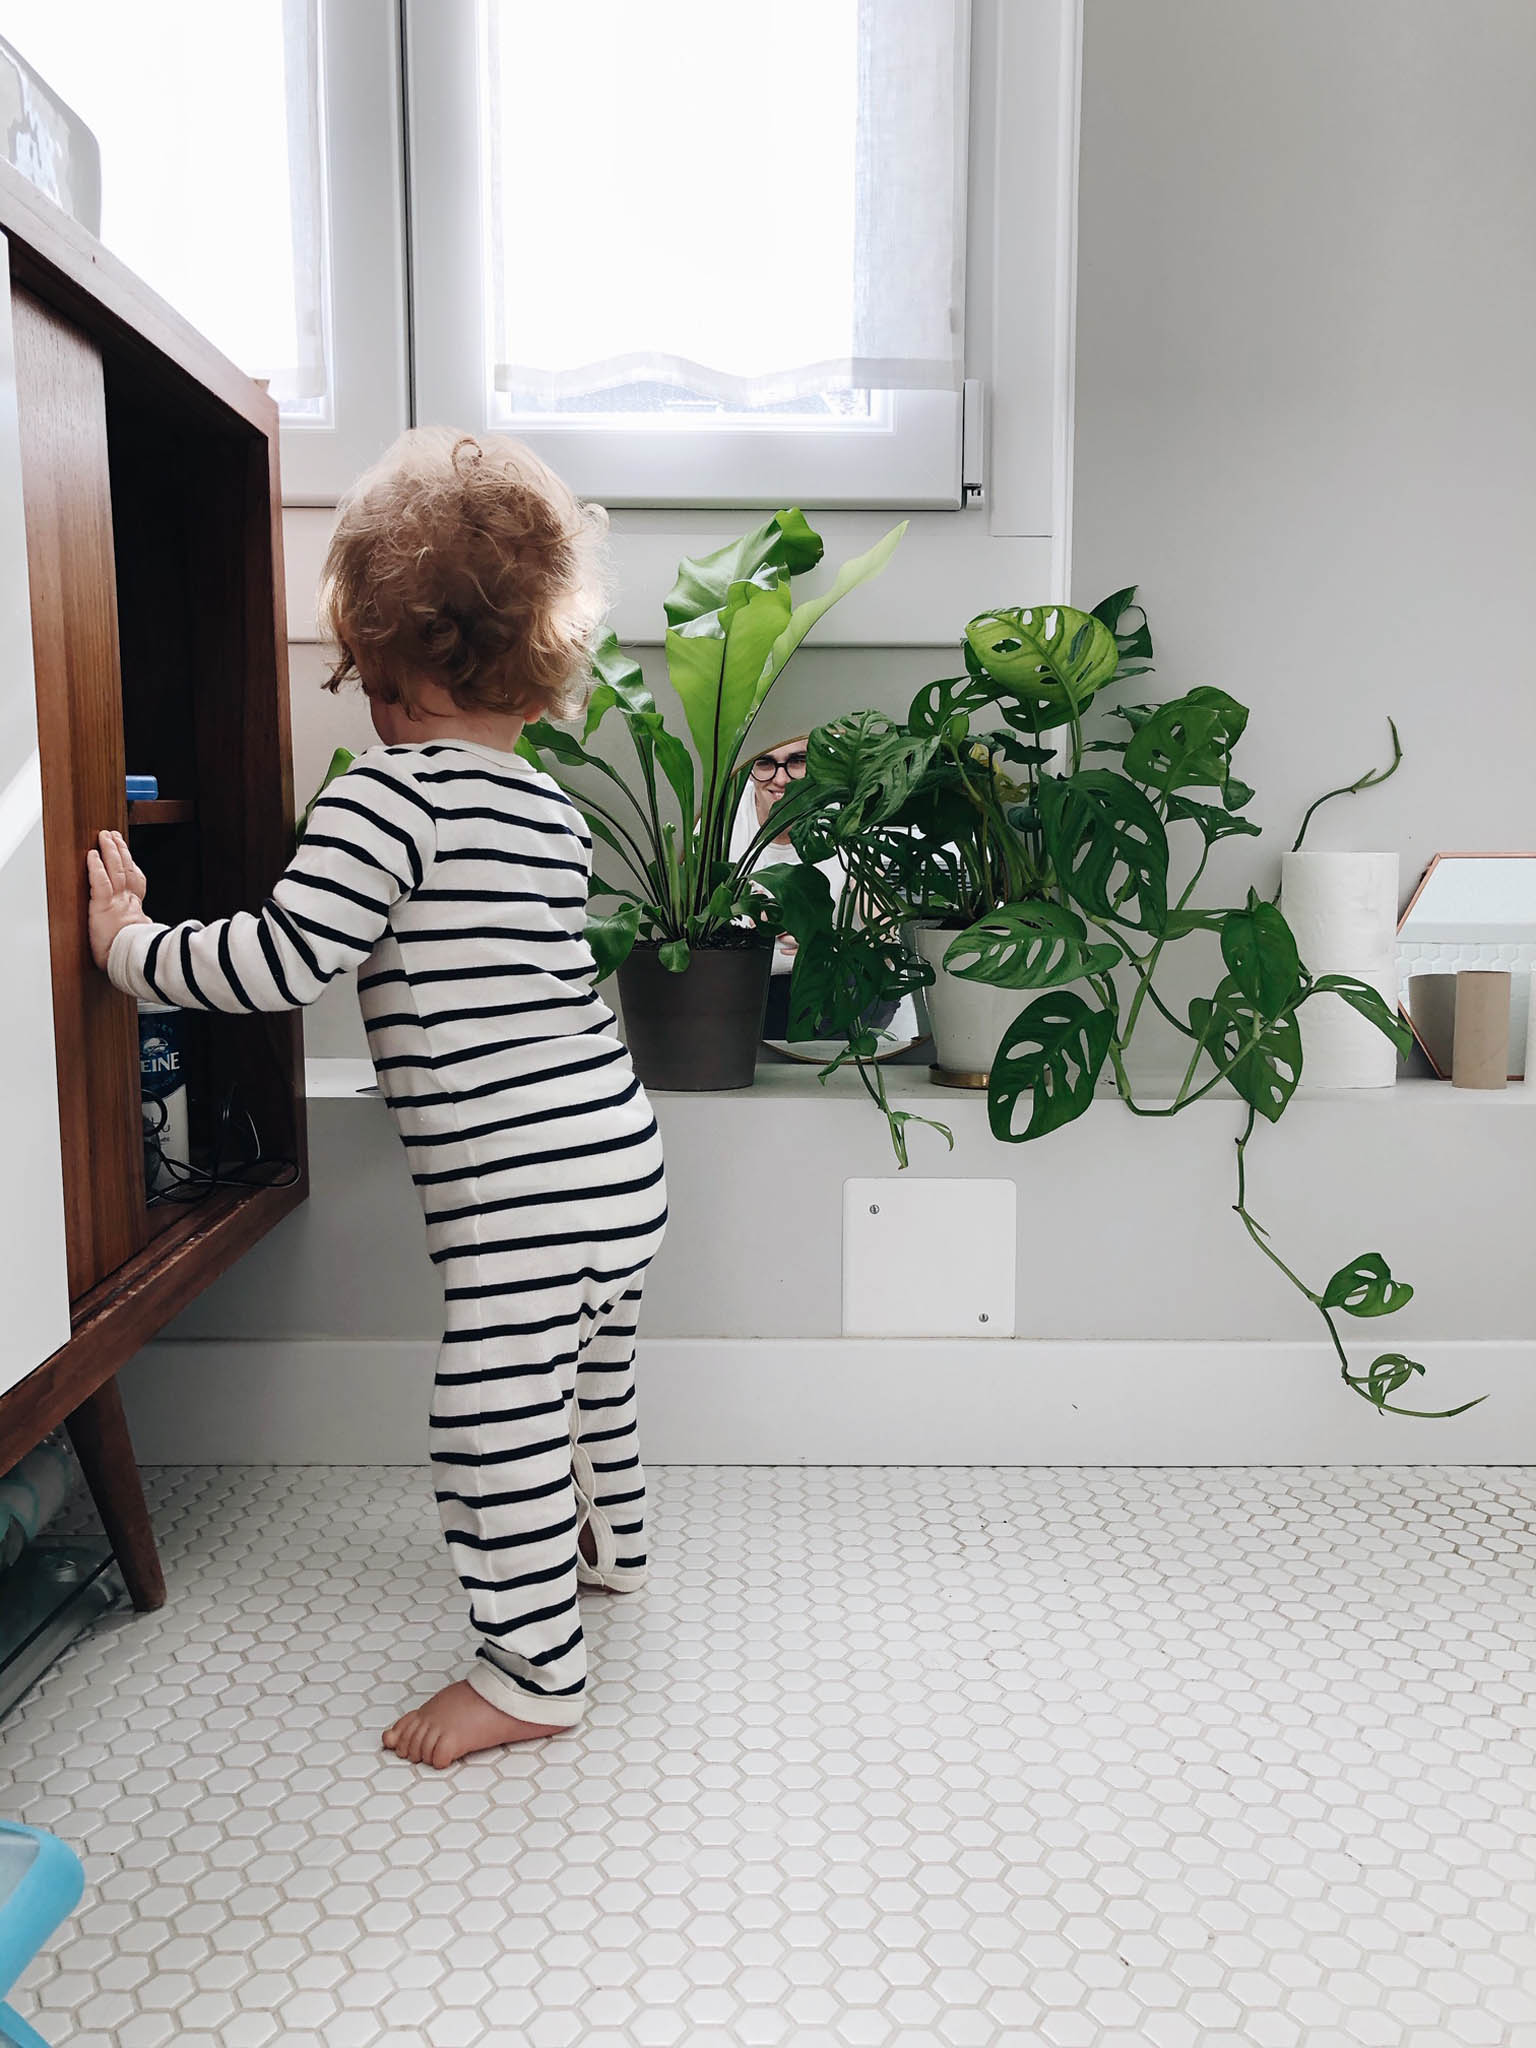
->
[125,776,159,802]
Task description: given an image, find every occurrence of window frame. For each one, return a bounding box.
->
[282,0,1083,648]
[401,0,970,512]
[277,0,410,505]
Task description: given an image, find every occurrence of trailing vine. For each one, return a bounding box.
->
[769,595,1475,1419]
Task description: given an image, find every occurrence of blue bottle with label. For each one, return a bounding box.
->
[137,1003,188,1191]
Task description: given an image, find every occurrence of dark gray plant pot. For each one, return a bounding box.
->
[617,941,773,1091]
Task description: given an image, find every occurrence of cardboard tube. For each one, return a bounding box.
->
[1408,972,1458,1078]
[1452,970,1511,1089]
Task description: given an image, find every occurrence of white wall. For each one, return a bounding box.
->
[124,1069,1536,1462]
[1071,0,1536,877]
[125,0,1536,1461]
[154,1069,1536,1348]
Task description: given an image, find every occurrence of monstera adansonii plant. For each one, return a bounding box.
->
[765,591,1476,1422]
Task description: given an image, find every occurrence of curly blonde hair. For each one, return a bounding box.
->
[319,428,609,721]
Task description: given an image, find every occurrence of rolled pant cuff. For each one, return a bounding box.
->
[577,1559,648,1594]
[467,1660,586,1728]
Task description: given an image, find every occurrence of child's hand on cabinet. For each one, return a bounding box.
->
[86,829,152,971]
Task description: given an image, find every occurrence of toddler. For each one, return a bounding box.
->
[86,429,667,1768]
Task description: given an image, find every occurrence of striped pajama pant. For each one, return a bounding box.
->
[421,1114,668,1726]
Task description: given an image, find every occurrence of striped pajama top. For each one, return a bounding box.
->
[106,739,665,1276]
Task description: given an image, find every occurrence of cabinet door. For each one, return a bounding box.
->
[0,247,70,1393]
[12,281,144,1300]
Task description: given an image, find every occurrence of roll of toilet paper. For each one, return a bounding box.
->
[1280,851,1399,1087]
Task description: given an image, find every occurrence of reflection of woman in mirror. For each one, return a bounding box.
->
[729,735,919,1049]
[729,736,842,1038]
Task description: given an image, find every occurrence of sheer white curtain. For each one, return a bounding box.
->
[852,0,969,393]
[484,0,968,418]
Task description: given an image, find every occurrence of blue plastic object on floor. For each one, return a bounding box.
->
[0,1824,83,2048]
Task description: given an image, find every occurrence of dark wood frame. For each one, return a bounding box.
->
[0,158,309,1610]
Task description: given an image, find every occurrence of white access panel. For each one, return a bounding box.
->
[0,235,71,1395]
[842,1179,1017,1338]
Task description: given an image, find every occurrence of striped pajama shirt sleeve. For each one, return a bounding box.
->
[106,756,437,1013]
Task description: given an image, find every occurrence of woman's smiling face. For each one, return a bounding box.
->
[750,739,809,833]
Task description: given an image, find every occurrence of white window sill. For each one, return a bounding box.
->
[282,502,1059,650]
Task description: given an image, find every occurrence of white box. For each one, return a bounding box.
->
[842,1179,1017,1337]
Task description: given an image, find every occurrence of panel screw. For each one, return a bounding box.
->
[869,1204,880,1214]
[978,1313,990,1323]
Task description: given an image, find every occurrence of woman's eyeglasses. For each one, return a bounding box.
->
[749,751,809,785]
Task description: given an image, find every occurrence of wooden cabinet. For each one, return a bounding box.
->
[0,160,308,1610]
[16,287,144,1299]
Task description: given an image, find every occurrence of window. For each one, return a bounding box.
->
[0,0,1082,619]
[0,0,408,503]
[0,0,328,413]
[406,0,972,508]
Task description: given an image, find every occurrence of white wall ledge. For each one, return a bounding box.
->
[118,1053,1534,1465]
[306,1054,1536,1112]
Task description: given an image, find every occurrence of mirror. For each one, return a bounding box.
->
[732,735,928,1064]
[1397,853,1536,1078]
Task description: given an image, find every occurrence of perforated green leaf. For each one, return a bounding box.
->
[1344,1351,1485,1418]
[1220,893,1302,1019]
[943,901,1121,990]
[750,859,837,946]
[1355,1353,1425,1407]
[1038,770,1170,933]
[1188,977,1303,1121]
[1322,1253,1414,1318]
[1160,906,1231,936]
[987,990,1116,1143]
[907,673,996,736]
[1164,795,1263,844]
[1123,697,1237,793]
[1091,586,1155,678]
[1308,974,1414,1056]
[965,605,1120,715]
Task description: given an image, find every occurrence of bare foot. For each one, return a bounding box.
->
[381,1680,564,1768]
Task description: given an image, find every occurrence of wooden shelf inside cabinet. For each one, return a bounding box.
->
[0,151,308,1624]
[126,798,195,825]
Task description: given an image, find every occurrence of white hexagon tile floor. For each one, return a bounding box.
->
[4,1464,1536,2048]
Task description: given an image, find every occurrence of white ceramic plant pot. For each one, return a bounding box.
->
[910,923,1022,1087]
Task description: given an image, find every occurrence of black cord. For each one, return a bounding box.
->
[144,1081,300,1208]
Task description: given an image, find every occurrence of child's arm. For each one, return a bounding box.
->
[88,756,436,1014]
